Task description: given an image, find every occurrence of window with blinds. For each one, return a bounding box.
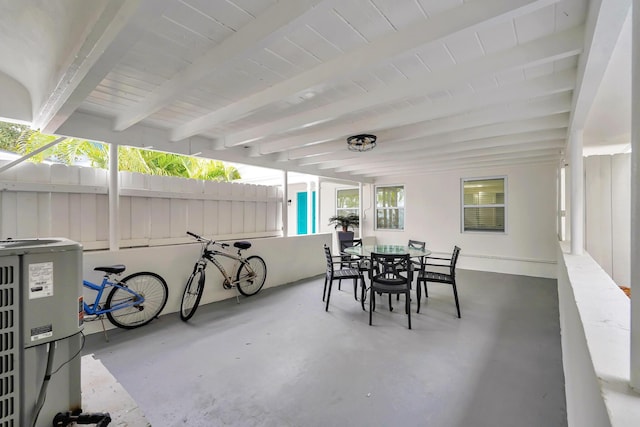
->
[462,177,506,233]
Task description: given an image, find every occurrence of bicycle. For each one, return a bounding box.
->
[180,231,267,321]
[83,265,168,334]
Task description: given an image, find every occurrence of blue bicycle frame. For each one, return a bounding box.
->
[82,278,143,316]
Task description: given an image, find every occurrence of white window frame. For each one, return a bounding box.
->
[461,176,507,234]
[335,187,359,217]
[375,184,405,231]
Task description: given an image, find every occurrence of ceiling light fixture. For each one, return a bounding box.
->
[347,134,377,152]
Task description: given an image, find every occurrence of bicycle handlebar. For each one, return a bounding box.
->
[186,231,229,248]
[186,231,202,239]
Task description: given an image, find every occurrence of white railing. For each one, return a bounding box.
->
[558,241,640,427]
[0,161,283,249]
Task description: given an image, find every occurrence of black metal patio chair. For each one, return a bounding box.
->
[368,252,412,329]
[323,244,366,311]
[416,246,461,318]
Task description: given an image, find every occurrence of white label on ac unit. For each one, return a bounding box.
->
[31,324,53,341]
[28,262,54,299]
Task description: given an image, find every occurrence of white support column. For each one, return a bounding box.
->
[358,182,364,239]
[108,143,119,251]
[630,0,640,390]
[306,180,313,234]
[560,164,567,241]
[557,161,562,240]
[282,170,289,237]
[565,163,572,243]
[570,129,584,255]
[316,177,322,234]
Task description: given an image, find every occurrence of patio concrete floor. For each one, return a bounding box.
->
[82,269,567,427]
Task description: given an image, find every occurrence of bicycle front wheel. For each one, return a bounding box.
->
[106,272,168,329]
[180,268,205,321]
[236,255,267,296]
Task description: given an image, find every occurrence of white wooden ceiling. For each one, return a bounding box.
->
[0,0,630,183]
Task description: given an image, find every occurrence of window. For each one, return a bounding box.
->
[336,188,359,217]
[462,177,506,232]
[375,185,404,230]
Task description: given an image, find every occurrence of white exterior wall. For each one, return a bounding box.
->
[370,163,558,278]
[585,154,631,286]
[318,164,557,278]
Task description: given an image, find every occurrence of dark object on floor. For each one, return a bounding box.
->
[53,410,112,426]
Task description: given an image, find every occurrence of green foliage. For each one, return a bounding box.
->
[0,121,32,153]
[0,122,241,182]
[327,213,359,231]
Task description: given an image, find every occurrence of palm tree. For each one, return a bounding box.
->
[328,213,359,232]
[0,122,241,181]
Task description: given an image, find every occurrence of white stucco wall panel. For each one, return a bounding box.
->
[611,154,631,286]
[82,233,331,334]
[370,163,558,277]
[584,153,631,286]
[585,156,613,273]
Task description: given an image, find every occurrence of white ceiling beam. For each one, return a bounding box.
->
[170,0,561,142]
[113,0,325,132]
[294,114,568,164]
[325,134,564,172]
[194,148,372,183]
[370,92,572,144]
[258,69,576,155]
[310,130,566,169]
[299,124,567,168]
[358,152,561,177]
[36,0,173,134]
[225,25,582,147]
[275,92,572,160]
[333,141,564,173]
[568,0,630,133]
[361,155,560,178]
[57,110,372,183]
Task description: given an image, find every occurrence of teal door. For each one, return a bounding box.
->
[297,191,316,234]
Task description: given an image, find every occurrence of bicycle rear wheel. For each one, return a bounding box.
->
[180,268,205,321]
[236,255,267,296]
[106,272,168,329]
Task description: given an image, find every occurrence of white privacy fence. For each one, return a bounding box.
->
[0,161,283,249]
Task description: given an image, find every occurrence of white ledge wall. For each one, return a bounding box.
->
[82,233,330,334]
[557,241,640,426]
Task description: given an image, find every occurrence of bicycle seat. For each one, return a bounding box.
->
[93,265,126,274]
[234,241,251,250]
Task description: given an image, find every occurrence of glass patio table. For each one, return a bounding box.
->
[342,244,431,259]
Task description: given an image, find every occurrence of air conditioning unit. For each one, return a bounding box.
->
[0,238,83,427]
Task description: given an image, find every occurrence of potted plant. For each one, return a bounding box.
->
[328,213,359,242]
